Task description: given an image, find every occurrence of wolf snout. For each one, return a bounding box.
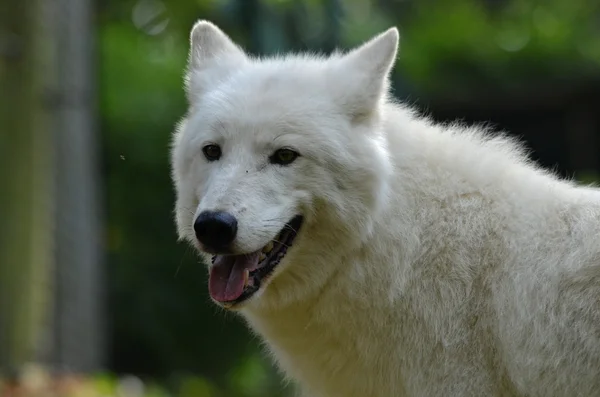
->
[194,210,238,252]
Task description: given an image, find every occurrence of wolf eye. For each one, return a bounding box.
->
[202,144,221,161]
[270,148,299,165]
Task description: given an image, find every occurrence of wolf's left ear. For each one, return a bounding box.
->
[332,27,399,118]
[185,20,248,103]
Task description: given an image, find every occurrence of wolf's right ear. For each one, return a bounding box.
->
[185,20,248,103]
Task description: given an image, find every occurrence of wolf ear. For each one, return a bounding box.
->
[332,27,399,118]
[185,20,248,103]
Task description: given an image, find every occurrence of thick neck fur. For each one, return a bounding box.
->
[241,102,600,397]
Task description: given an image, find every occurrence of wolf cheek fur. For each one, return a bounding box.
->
[170,20,600,397]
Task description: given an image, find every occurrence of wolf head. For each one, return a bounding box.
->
[171,21,398,310]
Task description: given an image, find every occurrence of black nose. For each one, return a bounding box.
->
[194,210,238,251]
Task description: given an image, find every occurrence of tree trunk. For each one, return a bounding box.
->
[0,0,104,375]
[52,0,105,373]
[0,0,56,372]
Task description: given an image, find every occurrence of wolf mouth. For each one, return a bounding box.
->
[208,215,303,306]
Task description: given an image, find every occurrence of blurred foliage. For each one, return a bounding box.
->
[98,0,600,395]
[398,0,600,93]
[0,364,279,397]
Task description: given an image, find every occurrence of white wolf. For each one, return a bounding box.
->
[170,20,600,397]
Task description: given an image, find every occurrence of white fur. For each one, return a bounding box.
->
[171,20,600,397]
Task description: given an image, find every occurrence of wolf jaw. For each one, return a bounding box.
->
[208,215,304,307]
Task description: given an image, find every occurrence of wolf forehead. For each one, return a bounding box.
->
[205,56,340,96]
[182,64,361,161]
[187,63,349,134]
[184,93,350,157]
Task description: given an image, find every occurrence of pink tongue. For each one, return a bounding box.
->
[208,251,261,302]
